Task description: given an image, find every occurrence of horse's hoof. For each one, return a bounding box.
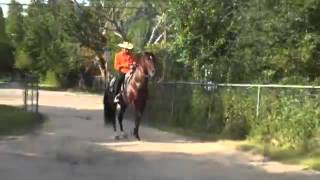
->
[134,133,141,140]
[114,135,120,140]
[114,131,122,140]
[135,135,141,141]
[121,132,128,139]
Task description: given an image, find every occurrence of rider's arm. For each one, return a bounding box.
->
[130,55,137,66]
[114,53,123,71]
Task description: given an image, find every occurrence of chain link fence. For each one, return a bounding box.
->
[145,81,320,149]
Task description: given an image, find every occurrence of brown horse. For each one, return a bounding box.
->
[103,52,156,140]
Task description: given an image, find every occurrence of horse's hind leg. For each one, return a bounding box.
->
[114,103,121,140]
[119,105,128,139]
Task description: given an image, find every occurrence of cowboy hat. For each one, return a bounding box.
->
[117,41,133,49]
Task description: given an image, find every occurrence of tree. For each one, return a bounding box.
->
[0,7,8,42]
[16,0,81,87]
[6,0,24,46]
[68,0,168,81]
[0,7,15,73]
[166,0,241,82]
[165,0,320,83]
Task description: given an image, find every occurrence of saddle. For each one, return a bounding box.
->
[108,68,136,103]
[107,76,117,94]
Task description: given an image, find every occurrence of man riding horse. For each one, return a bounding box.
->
[104,40,156,140]
[113,41,136,103]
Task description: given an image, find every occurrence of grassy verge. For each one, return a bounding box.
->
[237,141,320,171]
[0,105,43,135]
[148,122,320,171]
[0,77,9,83]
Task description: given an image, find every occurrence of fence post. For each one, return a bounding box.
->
[36,77,39,114]
[24,79,28,111]
[31,78,34,112]
[256,86,261,118]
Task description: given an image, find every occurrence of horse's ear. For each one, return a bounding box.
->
[144,52,155,61]
[134,53,142,63]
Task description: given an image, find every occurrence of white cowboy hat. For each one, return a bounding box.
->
[117,41,133,49]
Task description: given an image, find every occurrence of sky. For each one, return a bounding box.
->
[0,0,89,17]
[0,0,31,17]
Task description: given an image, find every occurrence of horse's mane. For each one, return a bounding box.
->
[135,52,155,65]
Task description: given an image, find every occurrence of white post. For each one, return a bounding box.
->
[256,86,261,118]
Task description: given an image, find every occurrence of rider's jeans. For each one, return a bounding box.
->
[114,72,126,97]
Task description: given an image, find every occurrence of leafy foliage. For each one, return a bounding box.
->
[0,7,14,73]
[166,0,320,83]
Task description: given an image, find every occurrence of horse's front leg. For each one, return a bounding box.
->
[115,103,128,140]
[112,117,116,132]
[133,111,142,140]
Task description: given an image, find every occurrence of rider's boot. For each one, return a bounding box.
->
[114,93,121,103]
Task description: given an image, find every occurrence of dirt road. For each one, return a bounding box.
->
[0,89,319,180]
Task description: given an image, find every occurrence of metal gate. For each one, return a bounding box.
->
[23,74,39,113]
[0,73,39,114]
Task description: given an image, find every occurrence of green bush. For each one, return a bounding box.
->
[220,88,256,139]
[190,88,224,133]
[14,48,32,71]
[42,70,59,87]
[42,69,79,88]
[253,89,320,150]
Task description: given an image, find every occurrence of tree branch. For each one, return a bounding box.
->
[147,14,164,45]
[102,10,127,40]
[154,32,165,44]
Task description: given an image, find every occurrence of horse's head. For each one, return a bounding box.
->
[139,52,156,78]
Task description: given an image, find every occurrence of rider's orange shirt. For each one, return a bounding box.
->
[114,51,135,74]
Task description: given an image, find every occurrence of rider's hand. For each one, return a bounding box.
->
[130,63,137,68]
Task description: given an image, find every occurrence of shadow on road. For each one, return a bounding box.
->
[0,98,319,180]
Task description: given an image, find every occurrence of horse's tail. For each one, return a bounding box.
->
[103,89,116,126]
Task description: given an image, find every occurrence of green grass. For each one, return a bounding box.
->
[237,141,320,171]
[0,77,9,83]
[0,105,42,135]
